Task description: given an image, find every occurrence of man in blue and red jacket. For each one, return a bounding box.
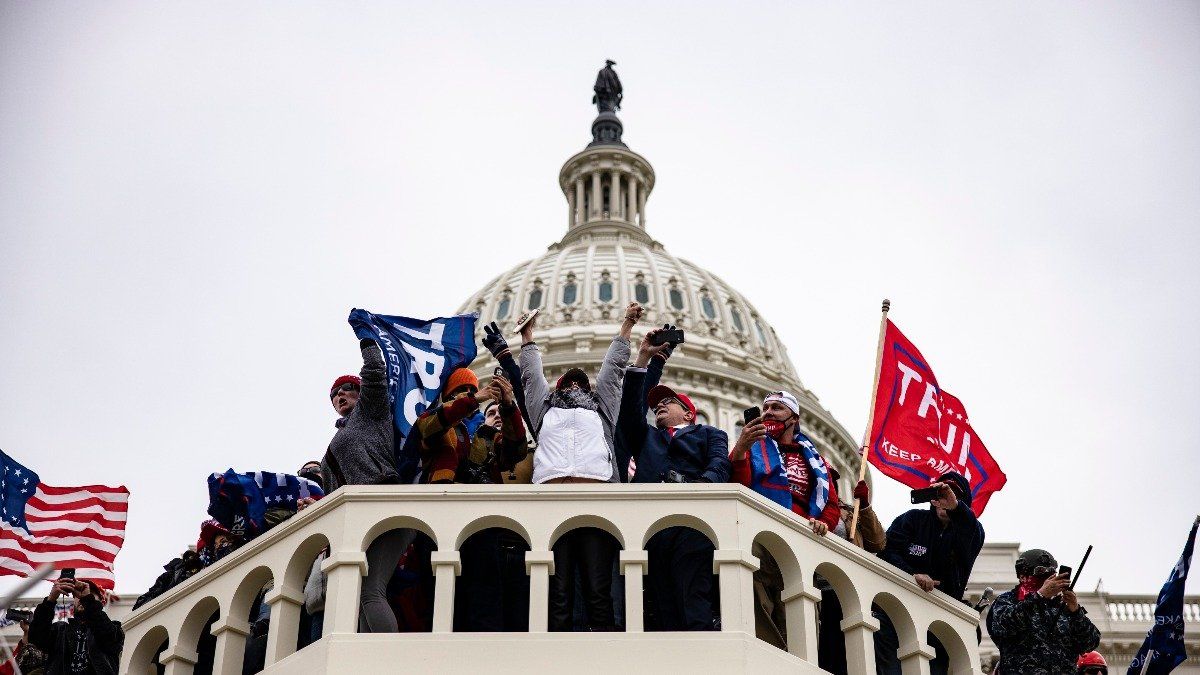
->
[730,390,841,535]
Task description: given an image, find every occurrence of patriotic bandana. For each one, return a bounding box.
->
[795,432,832,517]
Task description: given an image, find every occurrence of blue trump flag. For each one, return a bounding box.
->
[347,308,478,480]
[207,469,324,539]
[1129,516,1198,674]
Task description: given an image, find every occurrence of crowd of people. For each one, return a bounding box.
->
[7,302,1108,674]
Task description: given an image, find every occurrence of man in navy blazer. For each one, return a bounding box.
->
[618,327,731,630]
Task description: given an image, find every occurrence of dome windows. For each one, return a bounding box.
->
[701,294,717,320]
[754,318,768,345]
[633,272,650,305]
[730,306,746,333]
[527,279,545,311]
[667,278,685,311]
[496,288,513,321]
[598,271,614,303]
[562,273,579,305]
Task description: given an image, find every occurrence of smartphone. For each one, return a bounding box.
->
[493,367,505,379]
[1058,565,1072,578]
[910,486,942,504]
[60,568,76,580]
[650,329,686,346]
[743,406,761,425]
[512,308,539,334]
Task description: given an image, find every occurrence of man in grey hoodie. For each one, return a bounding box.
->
[321,337,414,633]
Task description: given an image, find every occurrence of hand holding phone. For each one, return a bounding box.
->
[650,329,685,346]
[743,407,761,425]
[910,486,942,504]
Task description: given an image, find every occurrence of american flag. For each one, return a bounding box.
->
[0,449,129,590]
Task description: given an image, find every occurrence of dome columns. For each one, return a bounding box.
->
[559,147,655,244]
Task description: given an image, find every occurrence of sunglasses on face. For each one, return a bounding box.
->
[1080,668,1106,675]
[330,383,359,399]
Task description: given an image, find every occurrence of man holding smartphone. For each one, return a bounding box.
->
[618,326,730,631]
[29,576,124,674]
[986,548,1101,674]
[874,471,984,674]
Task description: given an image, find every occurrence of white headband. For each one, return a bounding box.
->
[763,391,800,417]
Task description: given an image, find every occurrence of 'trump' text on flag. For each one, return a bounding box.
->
[867,319,1007,515]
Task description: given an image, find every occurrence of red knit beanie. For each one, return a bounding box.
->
[330,374,361,395]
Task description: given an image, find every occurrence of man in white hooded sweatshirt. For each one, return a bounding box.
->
[517,301,641,630]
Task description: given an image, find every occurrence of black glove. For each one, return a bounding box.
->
[654,324,678,360]
[482,321,510,357]
[359,337,378,350]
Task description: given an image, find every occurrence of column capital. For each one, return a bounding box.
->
[264,585,305,607]
[713,548,760,574]
[899,640,936,661]
[321,550,368,575]
[525,550,555,575]
[430,550,463,576]
[781,586,823,604]
[211,616,251,638]
[840,611,880,633]
[160,646,199,666]
[619,549,649,573]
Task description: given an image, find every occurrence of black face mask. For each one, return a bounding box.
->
[299,470,324,491]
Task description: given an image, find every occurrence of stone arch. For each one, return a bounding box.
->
[928,618,975,674]
[812,559,863,620]
[750,530,806,651]
[871,590,921,665]
[230,564,275,627]
[125,624,169,675]
[641,513,719,549]
[283,531,332,592]
[751,529,805,592]
[456,514,533,550]
[176,594,221,654]
[360,515,438,552]
[548,513,626,550]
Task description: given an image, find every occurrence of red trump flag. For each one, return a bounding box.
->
[867,320,1006,515]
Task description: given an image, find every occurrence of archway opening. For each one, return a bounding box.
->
[455,526,531,632]
[644,525,719,632]
[549,526,624,631]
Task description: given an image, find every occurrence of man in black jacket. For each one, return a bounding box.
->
[29,578,124,675]
[874,471,984,674]
[618,327,731,630]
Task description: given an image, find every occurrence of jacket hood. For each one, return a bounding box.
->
[937,471,972,507]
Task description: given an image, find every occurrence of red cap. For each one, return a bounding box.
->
[330,375,361,394]
[647,384,697,421]
[1077,652,1107,667]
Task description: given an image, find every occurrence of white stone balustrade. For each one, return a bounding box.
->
[119,484,983,674]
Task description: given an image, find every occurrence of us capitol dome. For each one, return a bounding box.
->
[457,64,860,493]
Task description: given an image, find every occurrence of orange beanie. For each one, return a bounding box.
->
[444,368,479,395]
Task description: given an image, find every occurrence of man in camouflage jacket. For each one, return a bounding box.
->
[987,548,1101,674]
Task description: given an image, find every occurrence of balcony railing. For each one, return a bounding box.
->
[120,484,983,674]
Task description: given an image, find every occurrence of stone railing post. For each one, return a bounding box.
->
[899,640,935,675]
[619,550,649,632]
[525,550,555,632]
[430,551,462,633]
[840,611,881,674]
[321,551,368,634]
[160,646,198,675]
[713,549,759,633]
[210,616,251,675]
[263,585,305,665]
[781,586,822,662]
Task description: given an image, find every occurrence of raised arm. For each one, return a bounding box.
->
[596,303,642,423]
[357,338,390,421]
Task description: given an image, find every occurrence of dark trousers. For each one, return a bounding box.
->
[455,528,530,631]
[645,527,717,631]
[550,527,617,630]
[817,588,847,674]
[873,607,948,675]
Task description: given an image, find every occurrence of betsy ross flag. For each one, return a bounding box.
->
[0,449,129,590]
[867,319,1007,515]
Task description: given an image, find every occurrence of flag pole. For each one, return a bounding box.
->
[1139,649,1154,675]
[850,298,890,541]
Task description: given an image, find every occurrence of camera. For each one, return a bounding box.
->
[650,329,685,346]
[910,486,942,504]
[664,469,689,484]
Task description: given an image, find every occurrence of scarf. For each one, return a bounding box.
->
[1017,577,1044,601]
[549,387,600,411]
[748,427,838,520]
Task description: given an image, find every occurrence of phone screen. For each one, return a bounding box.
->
[743,407,760,425]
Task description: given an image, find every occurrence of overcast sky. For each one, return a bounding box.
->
[2,2,1197,597]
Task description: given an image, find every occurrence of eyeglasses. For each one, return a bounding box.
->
[656,398,684,409]
[330,383,359,399]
